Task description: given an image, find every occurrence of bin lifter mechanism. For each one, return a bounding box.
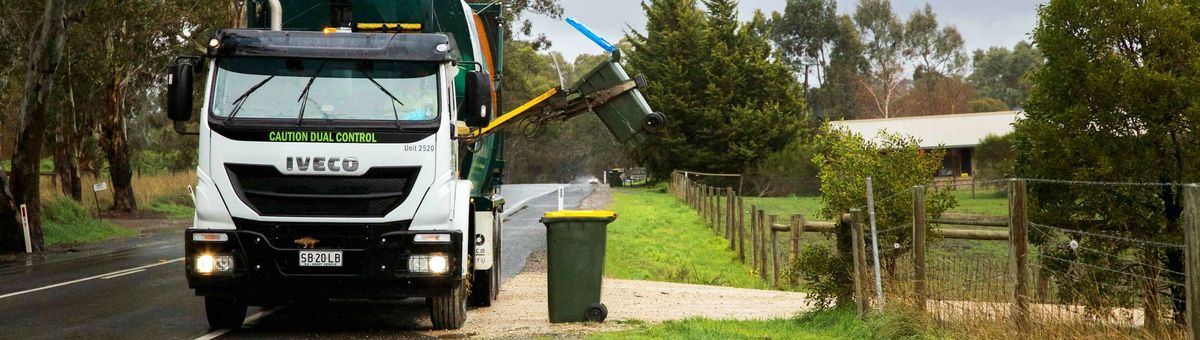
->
[463,70,660,141]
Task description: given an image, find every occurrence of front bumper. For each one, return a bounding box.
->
[184,226,463,301]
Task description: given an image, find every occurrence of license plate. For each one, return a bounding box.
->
[298,250,343,267]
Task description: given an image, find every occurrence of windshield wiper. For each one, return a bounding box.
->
[296,62,327,126]
[222,75,276,127]
[358,69,406,127]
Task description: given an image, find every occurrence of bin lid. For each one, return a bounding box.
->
[542,210,617,221]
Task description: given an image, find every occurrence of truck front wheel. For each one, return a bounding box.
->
[428,281,467,329]
[204,296,248,330]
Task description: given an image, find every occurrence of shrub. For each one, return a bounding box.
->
[973,133,1014,180]
[789,244,849,309]
[799,125,956,309]
[748,139,821,196]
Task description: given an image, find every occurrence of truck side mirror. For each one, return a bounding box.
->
[167,62,195,122]
[463,71,493,128]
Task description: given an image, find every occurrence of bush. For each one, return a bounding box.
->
[748,139,821,196]
[973,133,1014,180]
[789,244,849,309]
[802,125,957,309]
[968,97,1009,112]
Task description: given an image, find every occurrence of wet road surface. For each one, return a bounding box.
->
[0,183,593,339]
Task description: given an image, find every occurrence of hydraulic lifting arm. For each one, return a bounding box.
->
[464,75,650,141]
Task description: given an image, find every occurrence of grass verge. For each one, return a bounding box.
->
[38,171,196,218]
[591,308,872,339]
[42,197,136,247]
[607,187,764,289]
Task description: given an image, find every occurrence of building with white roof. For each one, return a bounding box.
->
[828,111,1023,177]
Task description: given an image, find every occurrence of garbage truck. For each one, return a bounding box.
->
[163,0,663,330]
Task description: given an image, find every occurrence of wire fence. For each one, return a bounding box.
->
[672,170,1200,337]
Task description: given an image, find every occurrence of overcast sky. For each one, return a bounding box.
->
[527,0,1046,62]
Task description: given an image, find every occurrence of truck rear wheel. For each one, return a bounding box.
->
[204,296,247,330]
[469,266,498,307]
[428,281,467,329]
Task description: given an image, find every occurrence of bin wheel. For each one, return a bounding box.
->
[204,296,247,330]
[645,112,667,131]
[586,303,608,322]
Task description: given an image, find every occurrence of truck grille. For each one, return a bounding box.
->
[226,164,418,217]
[232,218,410,250]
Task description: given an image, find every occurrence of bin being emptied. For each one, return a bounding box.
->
[540,210,617,323]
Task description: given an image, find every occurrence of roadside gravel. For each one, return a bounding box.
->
[427,186,812,338]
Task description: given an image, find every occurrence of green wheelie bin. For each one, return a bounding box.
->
[540,210,617,323]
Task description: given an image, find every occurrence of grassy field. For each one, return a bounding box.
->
[31,171,195,247]
[592,308,872,339]
[38,171,196,218]
[41,197,135,246]
[606,187,765,288]
[742,189,1008,221]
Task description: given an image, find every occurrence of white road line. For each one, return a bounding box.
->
[502,185,566,219]
[0,257,184,299]
[193,306,282,340]
[99,268,147,280]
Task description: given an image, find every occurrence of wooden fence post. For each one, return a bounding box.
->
[708,187,715,227]
[714,188,721,233]
[790,214,804,288]
[750,204,758,269]
[706,186,713,226]
[716,188,723,235]
[1183,184,1200,340]
[711,187,717,228]
[912,186,927,312]
[738,197,746,262]
[1008,179,1030,331]
[758,209,768,283]
[692,185,697,209]
[726,188,735,247]
[850,208,870,319]
[770,215,779,288]
[687,184,693,207]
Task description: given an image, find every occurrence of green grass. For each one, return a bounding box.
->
[592,308,872,339]
[742,189,1009,221]
[607,187,765,288]
[949,189,1007,216]
[744,195,823,219]
[145,191,195,219]
[42,197,136,246]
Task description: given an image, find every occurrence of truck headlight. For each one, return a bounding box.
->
[409,254,450,274]
[428,255,448,273]
[196,254,234,274]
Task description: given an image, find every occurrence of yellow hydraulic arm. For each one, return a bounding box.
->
[463,78,642,141]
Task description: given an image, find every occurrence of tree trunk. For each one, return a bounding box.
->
[0,170,20,252]
[100,75,136,212]
[3,0,76,253]
[52,121,81,200]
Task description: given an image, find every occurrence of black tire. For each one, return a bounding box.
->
[204,296,248,330]
[429,281,467,329]
[586,303,608,322]
[469,267,498,307]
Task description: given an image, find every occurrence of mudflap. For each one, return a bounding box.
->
[469,210,500,306]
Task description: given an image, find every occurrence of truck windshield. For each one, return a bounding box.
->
[210,57,439,123]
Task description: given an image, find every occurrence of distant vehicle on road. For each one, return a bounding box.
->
[588,177,600,184]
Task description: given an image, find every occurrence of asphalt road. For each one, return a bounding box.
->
[0,183,593,339]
